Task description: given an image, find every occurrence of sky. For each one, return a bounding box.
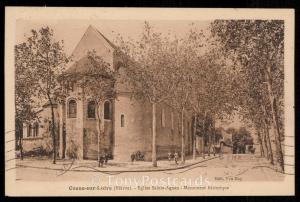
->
[16,19,211,56]
[15,19,249,132]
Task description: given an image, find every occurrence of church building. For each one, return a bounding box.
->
[22,25,193,161]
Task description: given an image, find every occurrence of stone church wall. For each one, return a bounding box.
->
[113,93,193,162]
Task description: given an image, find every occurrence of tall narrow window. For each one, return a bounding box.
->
[161,108,165,127]
[35,122,39,137]
[87,101,96,118]
[27,124,32,137]
[68,100,77,118]
[104,101,111,120]
[121,114,125,127]
[33,124,36,137]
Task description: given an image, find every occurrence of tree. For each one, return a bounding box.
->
[236,73,275,163]
[117,21,236,165]
[194,113,209,158]
[211,20,284,171]
[188,50,236,158]
[167,28,206,164]
[15,27,68,164]
[15,43,37,159]
[116,22,180,167]
[161,26,237,160]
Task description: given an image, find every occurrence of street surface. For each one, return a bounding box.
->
[14,154,284,182]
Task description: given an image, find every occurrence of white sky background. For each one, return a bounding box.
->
[15,19,249,133]
[16,19,212,56]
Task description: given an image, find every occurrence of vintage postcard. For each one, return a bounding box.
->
[5,7,295,196]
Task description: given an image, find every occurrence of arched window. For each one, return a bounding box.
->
[87,101,96,118]
[68,100,77,118]
[104,101,111,120]
[121,114,125,127]
[32,123,37,137]
[35,122,39,137]
[27,124,32,137]
[33,124,36,137]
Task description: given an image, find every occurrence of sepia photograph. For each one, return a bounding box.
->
[5,7,295,196]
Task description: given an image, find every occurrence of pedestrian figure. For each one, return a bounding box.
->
[136,151,141,161]
[219,142,224,159]
[99,156,105,167]
[168,152,172,162]
[130,152,135,164]
[104,152,109,164]
[213,145,216,156]
[174,151,179,165]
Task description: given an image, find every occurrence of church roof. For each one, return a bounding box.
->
[93,26,118,50]
[71,25,117,60]
[65,55,94,74]
[65,25,118,74]
[63,25,138,93]
[64,55,114,78]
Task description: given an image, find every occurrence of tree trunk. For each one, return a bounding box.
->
[49,98,56,164]
[152,102,157,167]
[262,128,270,160]
[181,107,185,164]
[212,119,216,156]
[96,104,101,166]
[257,130,265,157]
[192,114,197,160]
[202,137,205,159]
[17,121,24,160]
[202,111,207,159]
[273,99,283,141]
[208,132,211,157]
[263,120,274,165]
[272,98,284,172]
[96,102,104,167]
[19,137,23,160]
[62,123,66,159]
[208,120,214,157]
[266,68,284,172]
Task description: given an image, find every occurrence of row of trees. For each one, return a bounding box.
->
[15,23,233,166]
[116,22,237,166]
[15,20,285,172]
[211,20,285,171]
[117,20,285,171]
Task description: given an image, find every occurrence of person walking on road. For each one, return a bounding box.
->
[168,151,172,162]
[174,151,179,165]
